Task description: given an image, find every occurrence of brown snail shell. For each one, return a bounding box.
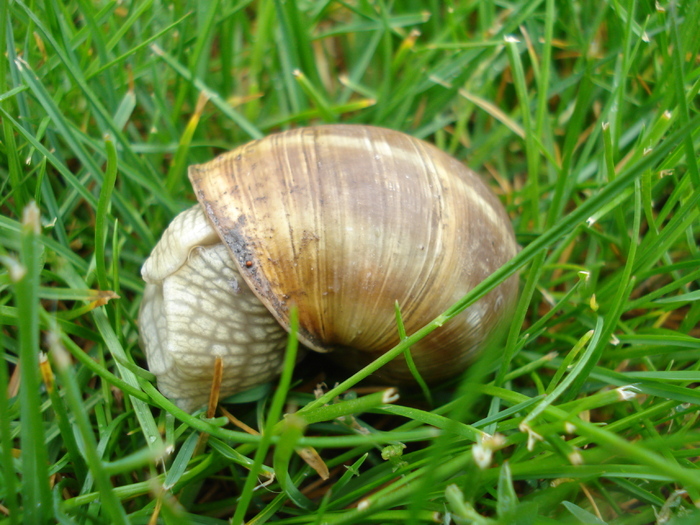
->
[140,124,518,410]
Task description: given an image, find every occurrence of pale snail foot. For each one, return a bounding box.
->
[139,205,289,412]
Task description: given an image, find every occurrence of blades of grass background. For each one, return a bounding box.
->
[165,92,209,193]
[571,416,700,493]
[458,89,525,139]
[299,390,399,426]
[141,377,436,448]
[273,0,307,115]
[608,0,635,154]
[109,217,122,353]
[546,69,594,228]
[0,219,87,280]
[272,415,315,510]
[4,14,35,142]
[419,0,545,122]
[41,310,149,402]
[527,0,556,219]
[151,44,263,139]
[1,14,28,216]
[60,455,217,511]
[0,108,97,209]
[534,0,554,149]
[389,28,420,78]
[601,121,630,248]
[338,30,383,105]
[305,455,368,525]
[40,349,87,484]
[377,405,482,441]
[190,0,225,81]
[1,114,27,214]
[35,156,70,249]
[163,431,199,490]
[12,61,156,242]
[86,12,192,80]
[113,89,137,132]
[0,0,5,93]
[0,85,27,103]
[102,445,164,477]
[506,36,539,230]
[231,308,300,525]
[276,0,323,88]
[0,316,19,521]
[373,2,396,124]
[561,501,606,524]
[17,1,171,201]
[54,256,162,451]
[492,25,552,391]
[208,437,275,474]
[102,0,154,53]
[49,342,129,524]
[478,384,700,492]
[245,0,276,120]
[94,137,118,293]
[293,69,335,121]
[15,203,51,523]
[394,301,432,406]
[495,254,545,389]
[633,189,700,274]
[522,325,598,426]
[171,0,221,119]
[545,329,592,395]
[637,407,698,504]
[563,175,642,400]
[73,0,115,107]
[496,462,518,521]
[325,444,478,525]
[404,343,505,524]
[668,2,700,188]
[92,308,163,452]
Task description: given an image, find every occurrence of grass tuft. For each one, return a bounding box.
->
[1,1,699,524]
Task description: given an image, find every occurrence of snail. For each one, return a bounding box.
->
[139,124,519,411]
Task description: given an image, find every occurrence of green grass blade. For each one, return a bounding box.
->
[231,309,300,524]
[94,137,118,292]
[15,203,52,522]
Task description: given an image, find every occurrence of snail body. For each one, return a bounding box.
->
[140,125,518,410]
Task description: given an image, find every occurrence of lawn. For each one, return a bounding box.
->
[2,0,700,524]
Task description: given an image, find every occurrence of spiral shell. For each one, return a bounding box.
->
[140,124,518,409]
[198,125,515,369]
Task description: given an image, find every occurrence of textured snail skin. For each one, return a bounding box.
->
[140,124,518,410]
[139,206,289,410]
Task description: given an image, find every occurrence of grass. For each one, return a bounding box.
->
[1,0,700,523]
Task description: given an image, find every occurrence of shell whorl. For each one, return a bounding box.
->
[188,124,518,382]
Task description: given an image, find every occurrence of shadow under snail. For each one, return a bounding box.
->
[139,124,519,411]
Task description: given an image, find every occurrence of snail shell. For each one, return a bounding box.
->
[140,124,518,410]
